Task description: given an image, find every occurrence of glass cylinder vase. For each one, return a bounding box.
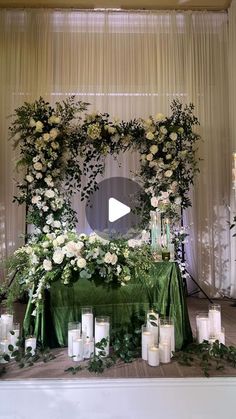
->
[95,316,110,357]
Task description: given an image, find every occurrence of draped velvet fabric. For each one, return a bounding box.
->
[23,262,193,350]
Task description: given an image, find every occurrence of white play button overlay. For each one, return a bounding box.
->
[108,197,131,223]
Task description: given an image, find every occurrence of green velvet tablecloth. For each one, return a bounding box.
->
[23,261,192,350]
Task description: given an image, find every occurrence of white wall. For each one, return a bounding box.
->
[1,378,236,419]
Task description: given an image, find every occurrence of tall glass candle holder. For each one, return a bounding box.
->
[159,317,175,354]
[147,310,159,344]
[141,325,155,361]
[81,307,93,340]
[0,313,13,335]
[196,312,209,343]
[95,316,110,356]
[68,322,81,357]
[208,304,221,337]
[9,323,20,348]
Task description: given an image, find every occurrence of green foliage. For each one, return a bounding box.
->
[173,340,236,377]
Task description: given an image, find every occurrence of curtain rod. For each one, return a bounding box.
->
[0,7,228,14]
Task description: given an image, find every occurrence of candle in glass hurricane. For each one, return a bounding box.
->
[142,325,155,361]
[68,322,81,357]
[81,307,93,340]
[95,316,110,356]
[147,344,160,367]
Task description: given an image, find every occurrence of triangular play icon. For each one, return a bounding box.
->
[108,197,131,223]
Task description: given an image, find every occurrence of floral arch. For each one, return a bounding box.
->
[7,96,200,313]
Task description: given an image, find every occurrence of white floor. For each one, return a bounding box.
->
[1,378,236,419]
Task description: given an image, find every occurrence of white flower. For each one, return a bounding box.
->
[42,241,49,248]
[48,115,61,124]
[149,161,157,168]
[53,249,65,264]
[33,156,40,163]
[43,259,52,271]
[161,191,170,199]
[51,142,59,150]
[146,131,154,140]
[35,121,44,132]
[117,265,122,274]
[29,118,36,127]
[45,177,54,187]
[175,197,182,205]
[53,220,61,228]
[88,233,99,244]
[155,113,166,122]
[57,235,65,245]
[36,172,43,179]
[164,170,173,178]
[31,195,41,204]
[50,128,59,139]
[44,189,55,199]
[160,126,167,135]
[77,258,87,269]
[149,145,158,155]
[79,233,87,240]
[64,241,83,258]
[42,205,49,212]
[151,196,159,208]
[170,132,177,141]
[43,225,50,233]
[43,133,50,142]
[26,174,34,183]
[34,162,43,171]
[87,123,101,140]
[166,154,172,160]
[146,153,153,161]
[104,252,118,265]
[178,127,184,134]
[124,275,131,282]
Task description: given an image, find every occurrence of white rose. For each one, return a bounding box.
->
[45,189,55,198]
[43,225,50,233]
[164,170,173,178]
[26,174,34,183]
[146,153,153,161]
[104,252,113,264]
[146,131,154,140]
[43,133,50,142]
[155,113,166,122]
[57,235,65,245]
[151,196,159,208]
[53,249,64,264]
[77,258,87,269]
[36,172,43,179]
[53,239,58,247]
[50,128,59,139]
[161,191,170,199]
[149,145,158,155]
[33,162,43,171]
[35,121,44,132]
[53,220,61,228]
[29,118,36,127]
[166,154,172,160]
[43,259,52,271]
[170,132,178,141]
[110,253,118,265]
[160,126,167,135]
[42,241,49,248]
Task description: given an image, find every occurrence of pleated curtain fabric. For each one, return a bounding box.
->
[0,8,234,296]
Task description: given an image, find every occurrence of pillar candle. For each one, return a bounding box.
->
[196,316,209,343]
[208,305,221,337]
[72,338,83,362]
[81,310,93,340]
[68,329,80,357]
[147,345,160,367]
[83,337,94,359]
[159,342,171,363]
[159,324,175,353]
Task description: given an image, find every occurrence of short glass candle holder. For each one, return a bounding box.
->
[25,335,37,355]
[147,344,160,367]
[72,336,84,362]
[68,322,81,357]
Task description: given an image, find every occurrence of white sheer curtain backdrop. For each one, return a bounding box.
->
[0,9,231,297]
[228,0,236,298]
